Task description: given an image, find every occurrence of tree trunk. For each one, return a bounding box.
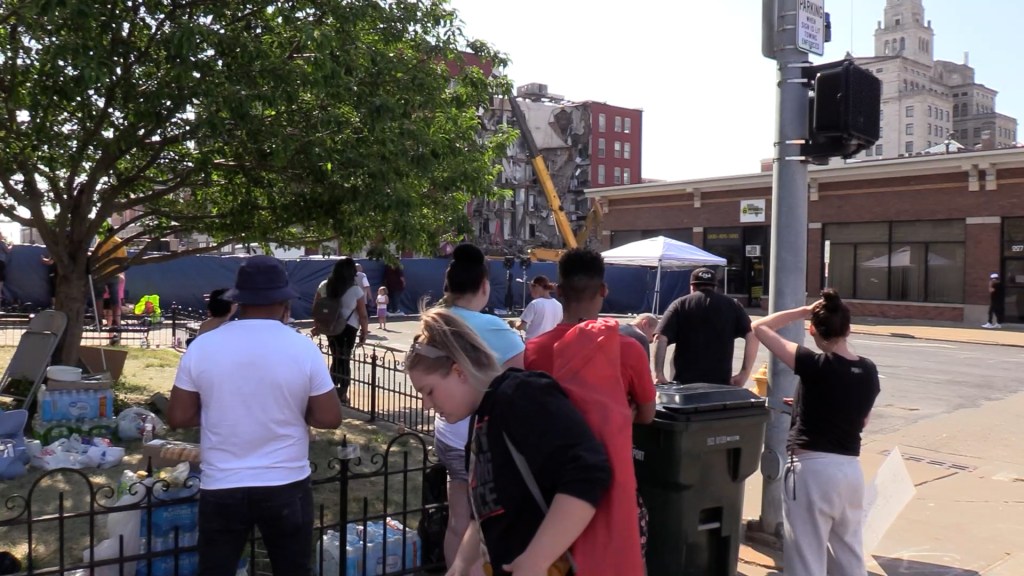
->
[56,267,91,366]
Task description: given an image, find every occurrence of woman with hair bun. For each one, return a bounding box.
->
[751,288,880,576]
[433,243,525,574]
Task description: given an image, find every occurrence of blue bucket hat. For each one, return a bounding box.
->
[224,256,299,305]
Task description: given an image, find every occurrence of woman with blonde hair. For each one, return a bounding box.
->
[407,308,610,576]
[431,243,525,573]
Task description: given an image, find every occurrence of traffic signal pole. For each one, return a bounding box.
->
[760,0,810,537]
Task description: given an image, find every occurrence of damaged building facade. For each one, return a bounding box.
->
[467,83,642,254]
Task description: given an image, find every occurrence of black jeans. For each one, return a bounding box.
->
[198,477,313,576]
[388,289,403,313]
[328,325,358,396]
[989,301,1004,324]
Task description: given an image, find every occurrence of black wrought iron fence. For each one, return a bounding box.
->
[314,339,434,438]
[0,305,208,349]
[0,433,446,575]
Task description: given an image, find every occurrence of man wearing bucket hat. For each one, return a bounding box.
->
[653,267,758,387]
[168,255,342,575]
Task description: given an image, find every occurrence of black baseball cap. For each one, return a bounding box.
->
[690,267,717,286]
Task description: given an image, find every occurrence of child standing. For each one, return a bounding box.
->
[376,286,389,330]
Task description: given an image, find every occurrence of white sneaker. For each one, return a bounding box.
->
[993,323,1002,329]
[982,323,994,328]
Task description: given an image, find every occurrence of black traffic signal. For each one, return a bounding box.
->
[801,60,881,164]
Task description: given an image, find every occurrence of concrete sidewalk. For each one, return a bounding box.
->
[737,354,1024,576]
[848,318,1024,349]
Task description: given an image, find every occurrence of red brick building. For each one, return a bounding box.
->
[587,147,1024,324]
[586,102,643,189]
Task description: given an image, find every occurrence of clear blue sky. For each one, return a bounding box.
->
[448,0,1024,181]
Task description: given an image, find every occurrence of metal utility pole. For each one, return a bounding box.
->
[758,0,816,537]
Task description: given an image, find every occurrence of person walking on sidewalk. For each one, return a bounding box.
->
[984,272,1005,329]
[751,289,880,576]
[312,258,369,404]
[653,267,758,386]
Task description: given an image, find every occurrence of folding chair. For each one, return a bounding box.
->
[0,310,68,411]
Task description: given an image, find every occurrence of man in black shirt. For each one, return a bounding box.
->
[653,268,758,386]
[984,272,1004,329]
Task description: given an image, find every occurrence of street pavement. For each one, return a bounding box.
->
[362,313,1024,575]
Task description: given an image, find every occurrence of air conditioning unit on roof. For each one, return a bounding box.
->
[517,83,549,99]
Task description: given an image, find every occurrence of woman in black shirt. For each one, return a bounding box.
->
[406,308,611,576]
[752,289,880,576]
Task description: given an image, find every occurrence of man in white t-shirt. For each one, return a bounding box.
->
[355,262,372,310]
[168,255,342,575]
[514,275,564,340]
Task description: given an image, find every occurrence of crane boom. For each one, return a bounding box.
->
[507,96,578,249]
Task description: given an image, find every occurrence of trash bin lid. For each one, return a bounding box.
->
[656,383,766,417]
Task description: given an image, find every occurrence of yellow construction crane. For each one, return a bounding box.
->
[507,95,601,262]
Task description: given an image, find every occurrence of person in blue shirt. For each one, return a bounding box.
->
[431,243,524,574]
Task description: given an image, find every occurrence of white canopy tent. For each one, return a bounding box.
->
[601,236,727,312]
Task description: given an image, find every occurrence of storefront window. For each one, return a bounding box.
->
[825,220,965,303]
[927,243,965,303]
[855,244,890,300]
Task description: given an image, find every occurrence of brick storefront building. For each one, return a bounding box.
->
[587,148,1024,324]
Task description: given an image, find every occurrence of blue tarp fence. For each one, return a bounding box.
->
[1,245,698,319]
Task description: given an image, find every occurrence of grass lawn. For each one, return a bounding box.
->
[0,345,428,569]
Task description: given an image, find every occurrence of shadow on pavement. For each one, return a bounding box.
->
[874,556,981,575]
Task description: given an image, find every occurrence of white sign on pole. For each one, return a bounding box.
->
[797,0,826,56]
[823,239,831,285]
[862,447,917,554]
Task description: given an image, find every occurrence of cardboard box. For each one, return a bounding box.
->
[78,346,128,383]
[143,440,201,469]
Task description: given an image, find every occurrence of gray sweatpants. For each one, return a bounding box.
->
[783,451,867,576]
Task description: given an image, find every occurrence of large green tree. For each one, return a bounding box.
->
[0,0,513,362]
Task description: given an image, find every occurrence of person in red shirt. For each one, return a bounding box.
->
[525,249,656,423]
[525,248,656,575]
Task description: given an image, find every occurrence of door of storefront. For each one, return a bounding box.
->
[1003,258,1024,323]
[704,226,770,301]
[1004,219,1024,324]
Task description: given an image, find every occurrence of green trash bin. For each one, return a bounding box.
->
[633,383,769,576]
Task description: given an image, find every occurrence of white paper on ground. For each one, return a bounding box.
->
[862,446,917,554]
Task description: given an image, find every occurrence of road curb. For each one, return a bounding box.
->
[850,328,1024,348]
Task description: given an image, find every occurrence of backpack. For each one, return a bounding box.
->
[417,463,449,567]
[312,294,355,336]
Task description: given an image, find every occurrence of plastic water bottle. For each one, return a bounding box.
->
[40,387,52,422]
